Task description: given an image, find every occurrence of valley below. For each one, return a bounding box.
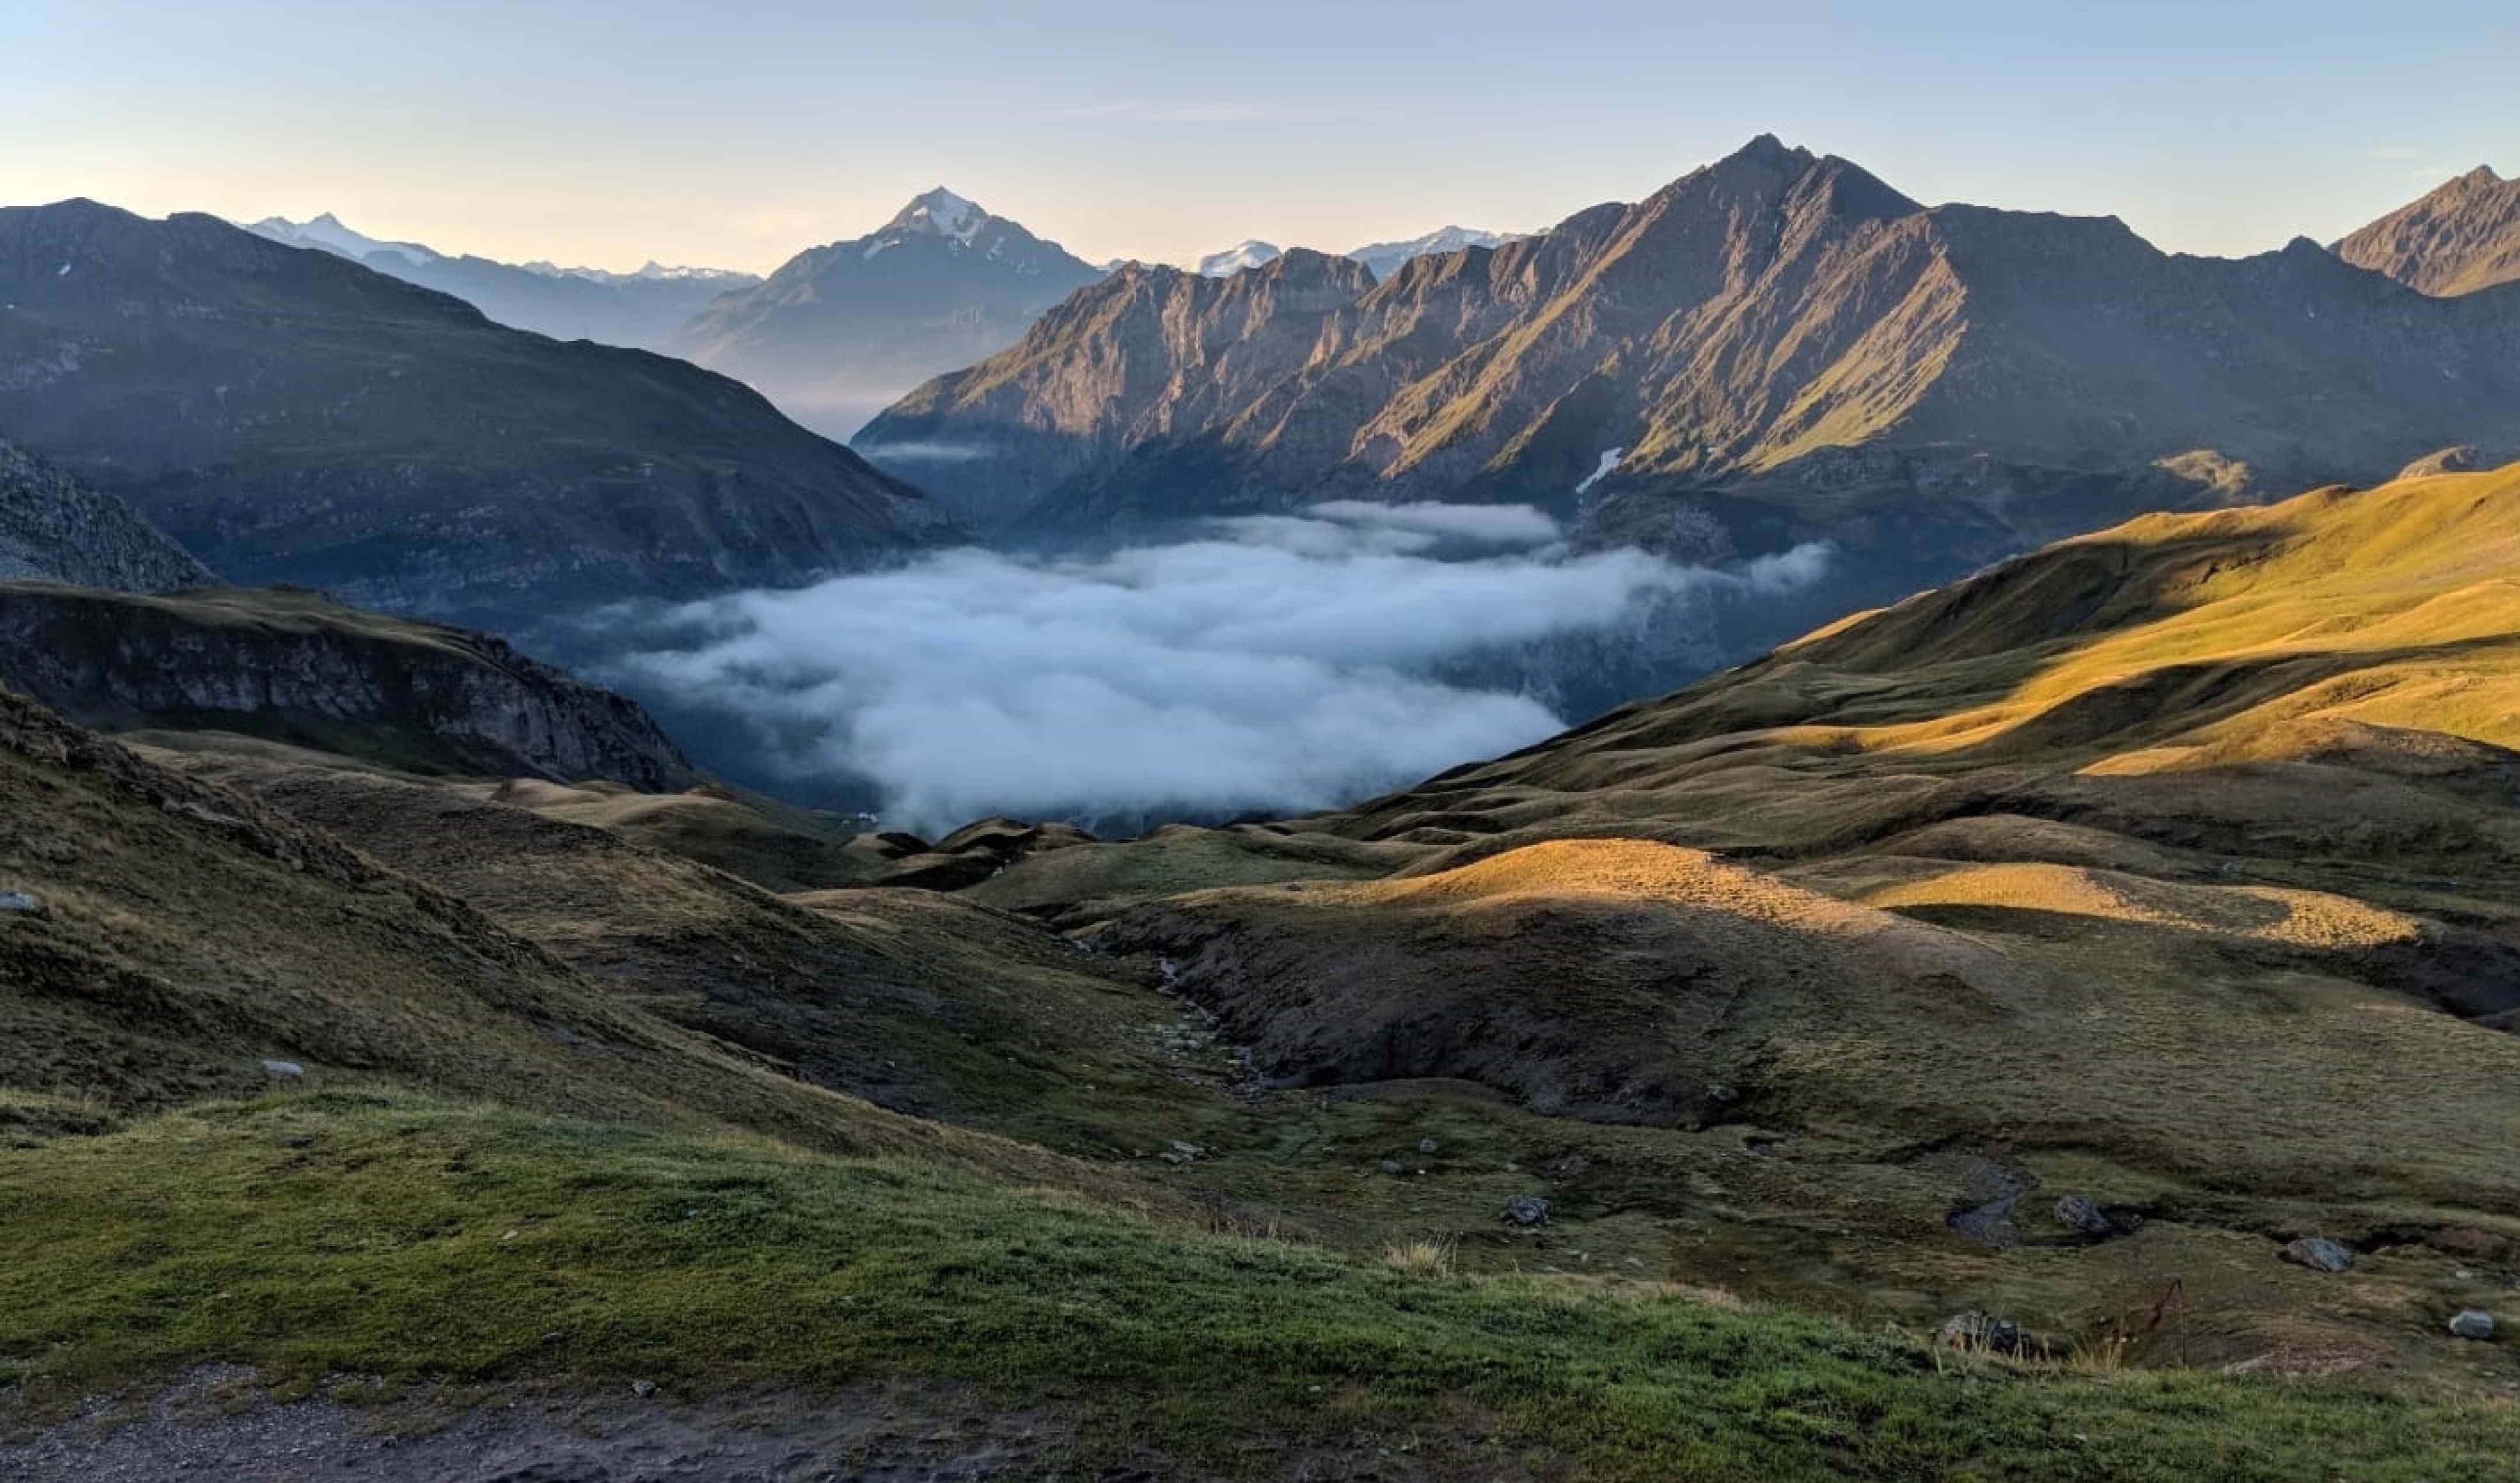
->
[8,460,2520,1478]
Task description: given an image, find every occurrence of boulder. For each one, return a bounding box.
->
[2280,1237,2355,1273]
[2448,1309,2495,1341]
[2055,1193,2142,1240]
[260,1060,306,1079]
[0,889,42,915]
[1504,1195,1552,1227]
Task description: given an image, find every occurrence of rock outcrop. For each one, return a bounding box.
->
[0,583,695,788]
[0,439,210,593]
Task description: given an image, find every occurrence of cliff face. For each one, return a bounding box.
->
[0,583,694,790]
[0,439,210,593]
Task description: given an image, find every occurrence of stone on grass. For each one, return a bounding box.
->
[1937,1311,2026,1355]
[2281,1237,2355,1273]
[1417,1138,1439,1155]
[1504,1195,1551,1227]
[260,1060,306,1079]
[2448,1309,2495,1341]
[2055,1194,2115,1237]
[0,889,43,915]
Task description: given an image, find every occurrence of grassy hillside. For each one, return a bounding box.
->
[6,1093,2515,1481]
[11,464,2520,1476]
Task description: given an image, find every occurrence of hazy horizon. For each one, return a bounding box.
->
[5,0,2511,277]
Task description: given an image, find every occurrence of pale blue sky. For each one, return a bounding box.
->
[3,0,2509,274]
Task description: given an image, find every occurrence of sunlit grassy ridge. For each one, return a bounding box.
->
[4,1092,2514,1482]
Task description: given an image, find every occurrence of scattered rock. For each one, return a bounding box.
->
[2053,1193,2142,1240]
[259,1060,306,1080]
[2281,1237,2355,1273]
[1504,1195,1551,1227]
[2055,1194,2112,1236]
[0,889,43,915]
[630,1380,659,1398]
[1378,1158,1405,1176]
[2449,1310,2496,1341]
[1938,1311,2027,1355]
[1416,1138,1440,1155]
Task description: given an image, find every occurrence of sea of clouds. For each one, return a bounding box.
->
[598,502,1830,833]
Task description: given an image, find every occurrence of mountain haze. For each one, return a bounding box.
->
[0,199,944,620]
[670,188,1102,438]
[2334,165,2520,296]
[245,213,760,349]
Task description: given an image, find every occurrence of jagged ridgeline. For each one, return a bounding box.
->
[862,136,2520,575]
[0,200,950,622]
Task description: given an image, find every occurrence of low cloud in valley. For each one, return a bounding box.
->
[601,503,1830,831]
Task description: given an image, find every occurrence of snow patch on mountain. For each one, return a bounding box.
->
[1196,240,1282,277]
[891,188,984,244]
[243,213,440,267]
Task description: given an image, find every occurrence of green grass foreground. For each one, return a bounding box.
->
[3,1091,2512,1481]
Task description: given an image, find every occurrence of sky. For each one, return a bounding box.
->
[2,0,2511,275]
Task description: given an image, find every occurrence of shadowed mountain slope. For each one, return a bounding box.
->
[0,200,944,621]
[0,439,208,592]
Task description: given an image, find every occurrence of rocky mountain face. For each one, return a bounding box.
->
[245,213,761,349]
[0,438,210,591]
[669,189,1104,438]
[863,137,2520,586]
[0,583,696,789]
[0,199,945,622]
[861,249,1380,527]
[2334,165,2520,296]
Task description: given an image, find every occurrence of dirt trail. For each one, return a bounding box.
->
[2,1366,1519,1482]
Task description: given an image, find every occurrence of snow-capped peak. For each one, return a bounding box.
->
[887,187,986,244]
[1195,239,1282,277]
[242,213,440,268]
[523,259,758,285]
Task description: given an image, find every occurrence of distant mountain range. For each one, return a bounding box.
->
[862,136,2520,596]
[1192,228,1524,280]
[669,188,1104,439]
[1342,226,1523,280]
[2334,165,2520,296]
[1,199,944,621]
[244,213,761,350]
